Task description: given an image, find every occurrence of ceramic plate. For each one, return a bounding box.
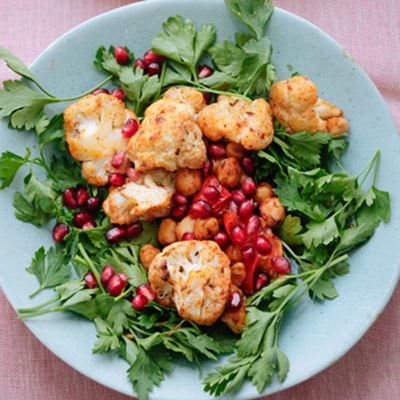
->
[0,1,399,399]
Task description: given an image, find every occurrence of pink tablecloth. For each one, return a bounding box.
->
[1,1,399,400]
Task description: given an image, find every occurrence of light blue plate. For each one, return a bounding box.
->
[0,0,399,399]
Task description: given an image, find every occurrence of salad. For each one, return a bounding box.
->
[0,1,391,399]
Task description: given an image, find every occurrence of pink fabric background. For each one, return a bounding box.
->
[1,1,399,399]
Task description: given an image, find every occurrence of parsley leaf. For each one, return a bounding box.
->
[0,149,30,189]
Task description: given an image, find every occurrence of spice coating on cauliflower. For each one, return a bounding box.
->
[196,95,274,150]
[102,169,175,224]
[269,75,349,135]
[148,240,231,326]
[162,86,207,113]
[127,88,207,172]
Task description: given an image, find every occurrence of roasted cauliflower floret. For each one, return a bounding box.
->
[162,86,207,113]
[127,96,207,172]
[197,95,274,150]
[148,240,231,326]
[269,75,349,135]
[102,169,175,225]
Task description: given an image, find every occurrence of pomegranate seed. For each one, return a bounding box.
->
[125,222,143,239]
[100,265,115,286]
[107,273,127,296]
[76,187,89,207]
[203,185,220,201]
[203,92,212,104]
[246,215,260,236]
[111,87,126,100]
[238,199,255,219]
[256,235,271,255]
[208,142,226,159]
[228,290,243,311]
[121,118,139,138]
[73,212,92,228]
[213,231,229,247]
[173,192,188,206]
[189,200,212,219]
[52,222,70,242]
[197,65,214,79]
[231,189,247,204]
[106,226,126,243]
[134,58,147,70]
[136,283,156,302]
[202,159,213,177]
[86,196,102,213]
[132,294,149,310]
[111,151,126,169]
[92,88,110,95]
[242,245,255,266]
[242,177,257,197]
[143,50,165,64]
[241,156,255,176]
[255,272,269,291]
[146,62,161,76]
[62,188,78,209]
[126,167,140,182]
[84,271,97,289]
[182,232,196,241]
[171,204,188,221]
[114,46,130,65]
[116,272,128,286]
[226,200,238,213]
[271,256,291,274]
[82,220,97,230]
[231,225,246,246]
[108,173,125,187]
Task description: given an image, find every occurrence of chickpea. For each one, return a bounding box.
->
[175,216,195,241]
[224,243,242,264]
[259,197,286,227]
[215,157,242,189]
[175,168,202,196]
[225,142,247,159]
[157,218,177,245]
[139,244,161,270]
[254,182,275,204]
[193,217,219,240]
[230,262,246,287]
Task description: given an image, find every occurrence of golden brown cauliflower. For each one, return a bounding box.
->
[148,240,231,326]
[162,86,207,113]
[102,169,175,224]
[64,93,139,185]
[269,75,349,135]
[196,95,274,150]
[127,88,207,172]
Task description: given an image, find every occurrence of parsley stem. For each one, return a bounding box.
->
[18,294,60,313]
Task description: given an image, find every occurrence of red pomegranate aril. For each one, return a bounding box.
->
[146,62,161,76]
[226,200,238,213]
[197,65,213,79]
[256,235,272,255]
[62,188,78,209]
[126,167,140,182]
[134,58,147,70]
[111,87,126,100]
[84,271,97,289]
[114,46,130,65]
[116,272,128,286]
[182,232,196,241]
[255,272,269,291]
[171,204,188,221]
[202,159,213,177]
[76,186,89,207]
[111,151,126,169]
[132,294,149,310]
[241,156,255,176]
[92,88,110,95]
[173,192,188,206]
[52,222,70,242]
[82,220,97,230]
[242,245,255,266]
[242,177,257,197]
[136,283,156,302]
[246,214,260,236]
[203,92,212,104]
[231,189,247,204]
[189,200,212,219]
[100,265,115,286]
[121,118,139,138]
[231,225,246,246]
[108,173,125,187]
[228,290,243,311]
[125,222,143,239]
[106,226,126,243]
[208,142,226,159]
[203,185,220,201]
[73,212,92,228]
[238,199,255,219]
[107,273,127,296]
[86,196,102,212]
[271,256,291,274]
[213,231,230,247]
[143,49,166,64]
